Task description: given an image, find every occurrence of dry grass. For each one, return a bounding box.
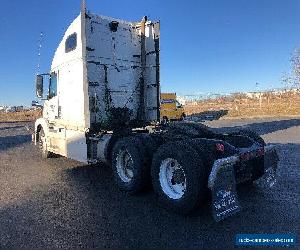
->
[0,109,42,122]
[2,91,300,123]
[184,91,300,118]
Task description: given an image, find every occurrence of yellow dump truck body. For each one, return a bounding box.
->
[160,93,185,121]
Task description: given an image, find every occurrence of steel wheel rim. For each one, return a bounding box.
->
[116,149,134,183]
[159,158,187,200]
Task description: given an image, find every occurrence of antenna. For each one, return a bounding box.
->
[36,31,44,75]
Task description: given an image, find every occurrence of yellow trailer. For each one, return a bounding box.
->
[160,93,185,122]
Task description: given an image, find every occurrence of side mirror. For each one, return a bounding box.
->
[36,75,44,98]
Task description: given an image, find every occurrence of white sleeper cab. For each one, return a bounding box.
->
[33,1,279,219]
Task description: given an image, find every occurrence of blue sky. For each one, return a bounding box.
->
[0,0,300,106]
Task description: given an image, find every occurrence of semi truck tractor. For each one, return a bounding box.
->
[33,1,279,220]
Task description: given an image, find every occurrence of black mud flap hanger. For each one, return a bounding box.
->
[255,145,279,188]
[208,145,278,222]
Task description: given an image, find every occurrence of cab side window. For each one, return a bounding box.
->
[49,73,57,99]
[65,33,77,53]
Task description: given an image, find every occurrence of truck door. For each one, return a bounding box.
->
[44,72,67,155]
[44,72,59,121]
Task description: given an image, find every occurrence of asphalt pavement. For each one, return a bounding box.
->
[0,117,299,249]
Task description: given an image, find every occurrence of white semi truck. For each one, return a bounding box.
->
[33,1,278,220]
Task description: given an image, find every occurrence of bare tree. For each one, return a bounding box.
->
[291,47,300,86]
[282,47,300,88]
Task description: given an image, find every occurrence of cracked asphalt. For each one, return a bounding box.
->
[0,117,299,249]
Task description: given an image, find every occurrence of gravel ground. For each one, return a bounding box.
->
[0,118,299,249]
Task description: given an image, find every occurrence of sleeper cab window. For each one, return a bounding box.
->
[65,33,77,53]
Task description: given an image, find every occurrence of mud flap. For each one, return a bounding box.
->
[255,145,279,188]
[208,156,241,222]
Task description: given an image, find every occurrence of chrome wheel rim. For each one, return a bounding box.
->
[159,158,187,200]
[116,149,134,183]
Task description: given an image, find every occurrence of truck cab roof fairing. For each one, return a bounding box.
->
[47,12,90,130]
[51,15,83,71]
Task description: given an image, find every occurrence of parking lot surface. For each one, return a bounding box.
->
[0,117,299,249]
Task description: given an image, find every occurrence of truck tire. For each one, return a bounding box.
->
[162,116,168,124]
[151,141,208,214]
[134,133,157,158]
[179,112,186,121]
[111,137,149,193]
[232,129,266,146]
[38,128,51,158]
[186,139,216,171]
[167,122,216,139]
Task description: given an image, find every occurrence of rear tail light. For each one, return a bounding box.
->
[240,148,264,161]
